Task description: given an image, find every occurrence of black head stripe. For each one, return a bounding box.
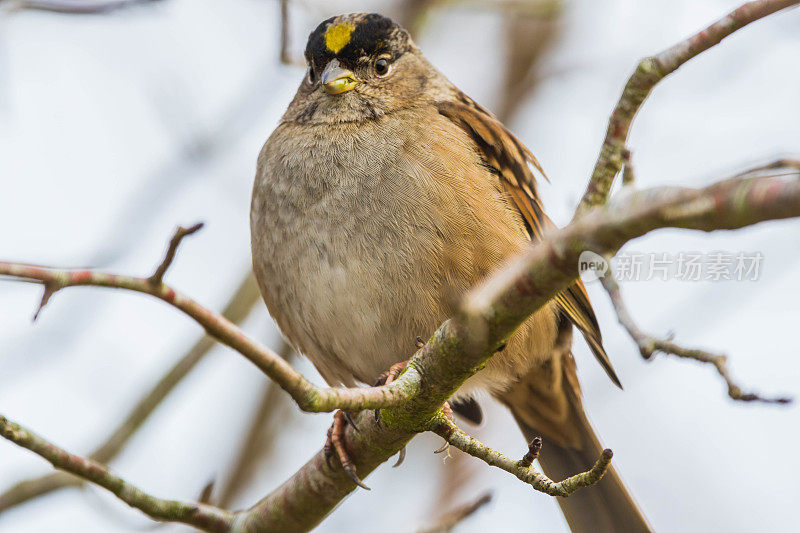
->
[305,13,412,69]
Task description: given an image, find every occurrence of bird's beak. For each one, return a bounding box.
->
[321,59,360,95]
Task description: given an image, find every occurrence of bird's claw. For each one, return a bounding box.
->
[324,411,370,490]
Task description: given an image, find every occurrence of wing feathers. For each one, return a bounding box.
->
[436,94,621,388]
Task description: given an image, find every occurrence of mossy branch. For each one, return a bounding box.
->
[0,415,236,532]
[428,414,612,497]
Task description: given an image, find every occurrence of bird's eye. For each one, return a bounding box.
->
[306,66,316,84]
[374,57,391,77]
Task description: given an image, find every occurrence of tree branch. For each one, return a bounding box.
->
[0,238,413,414]
[575,0,800,215]
[1,3,798,530]
[217,342,295,507]
[465,174,800,358]
[2,170,799,532]
[428,415,611,497]
[0,271,261,514]
[148,222,204,286]
[0,415,235,532]
[599,269,791,404]
[417,492,492,533]
[234,169,800,531]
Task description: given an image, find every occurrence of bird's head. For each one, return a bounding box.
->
[283,13,441,124]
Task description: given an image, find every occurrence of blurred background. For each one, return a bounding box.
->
[0,0,798,531]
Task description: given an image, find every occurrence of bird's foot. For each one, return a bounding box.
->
[322,351,423,489]
[373,350,454,442]
[324,411,370,490]
[374,359,410,388]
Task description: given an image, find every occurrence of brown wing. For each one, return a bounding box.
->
[436,96,621,388]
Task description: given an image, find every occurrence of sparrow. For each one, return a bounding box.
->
[250,13,650,532]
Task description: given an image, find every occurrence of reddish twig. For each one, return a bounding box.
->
[148,222,204,286]
[0,242,413,414]
[730,158,800,178]
[32,281,59,321]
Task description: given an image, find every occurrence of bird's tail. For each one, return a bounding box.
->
[497,332,651,532]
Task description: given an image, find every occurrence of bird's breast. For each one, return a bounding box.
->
[250,110,536,387]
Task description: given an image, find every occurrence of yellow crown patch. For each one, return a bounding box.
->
[325,22,355,54]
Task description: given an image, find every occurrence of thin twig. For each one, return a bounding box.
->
[0,415,235,532]
[417,492,493,533]
[279,0,291,65]
[217,341,295,507]
[600,270,791,404]
[519,436,543,468]
[575,0,800,215]
[729,158,800,178]
[429,415,611,497]
[148,222,204,286]
[32,281,59,321]
[496,1,563,124]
